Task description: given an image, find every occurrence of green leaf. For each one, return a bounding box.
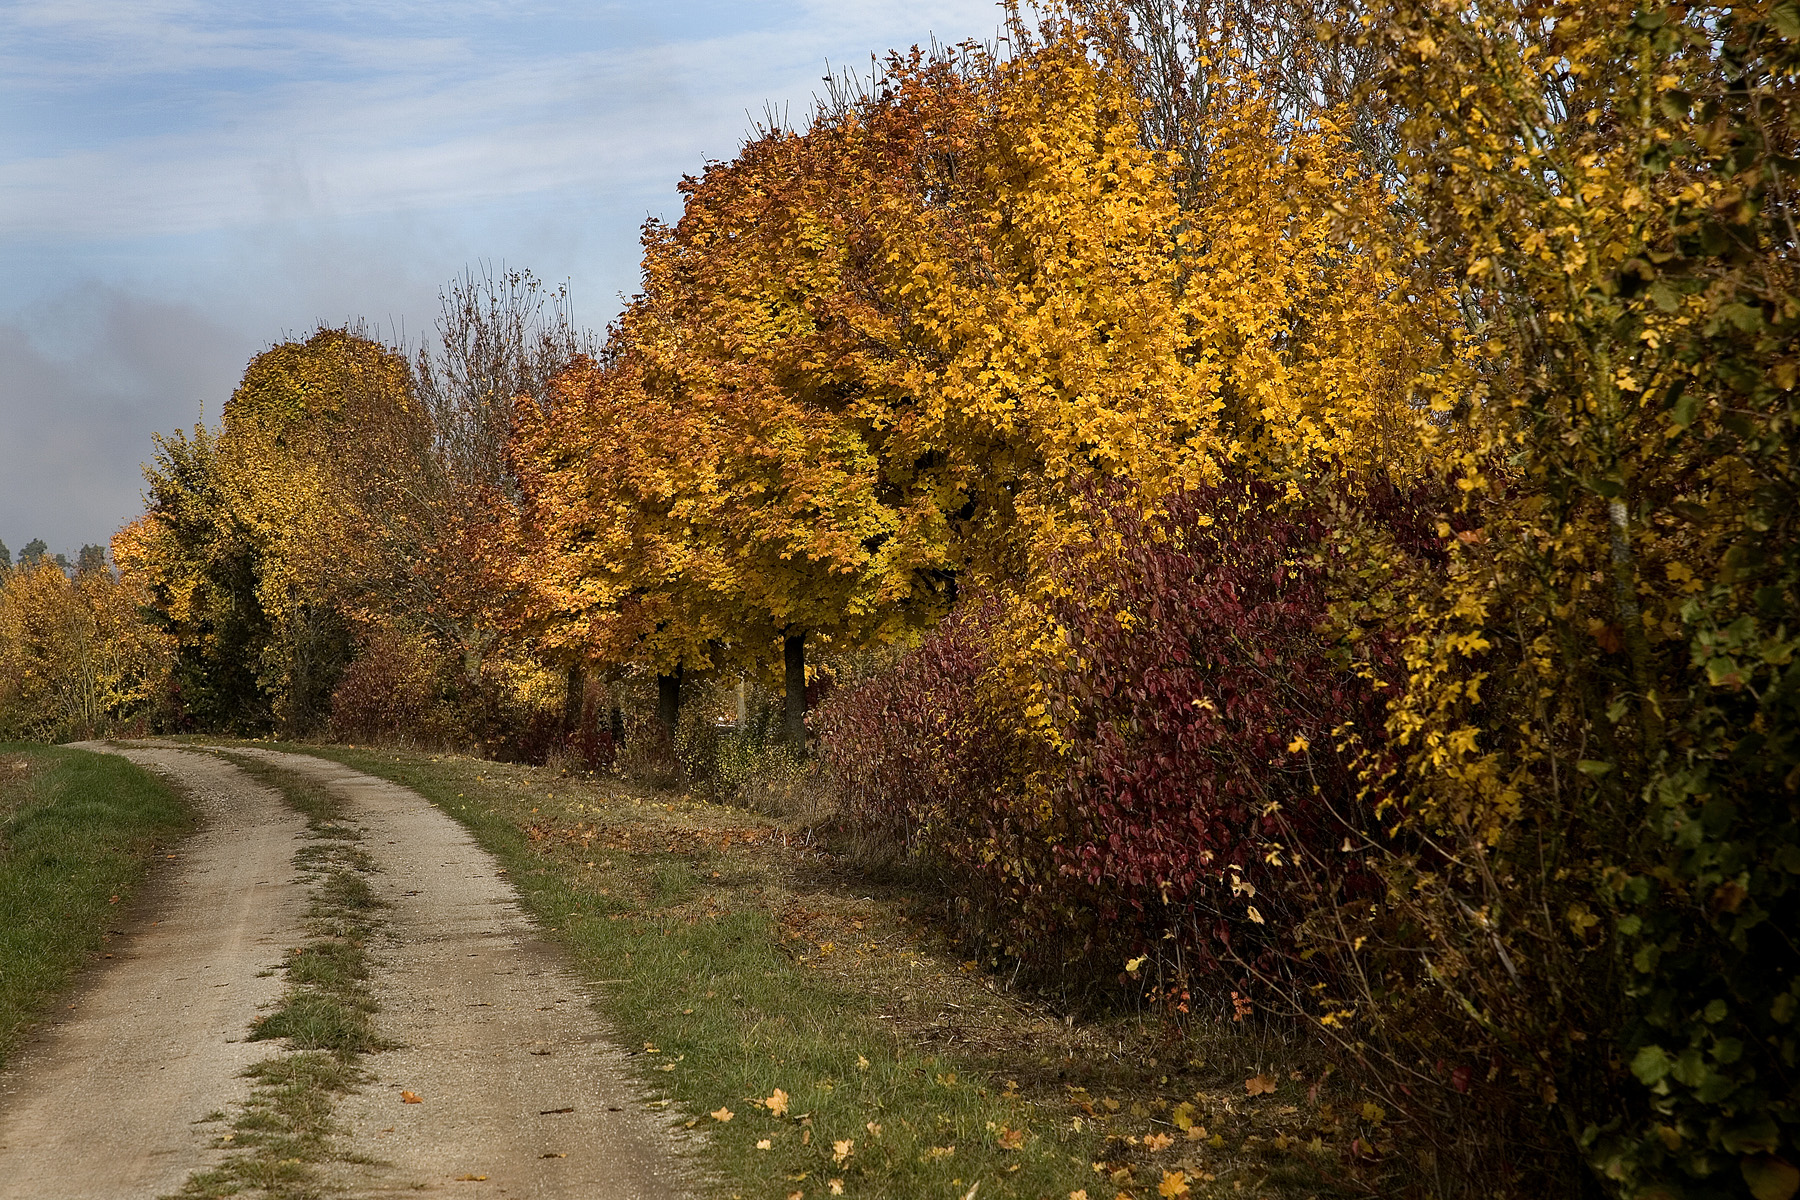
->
[1717,302,1765,333]
[1774,2,1800,41]
[1706,658,1745,687]
[1670,1047,1707,1087]
[1672,388,1701,428]
[1658,91,1693,122]
[1577,759,1615,777]
[1722,1115,1781,1155]
[1631,1044,1673,1085]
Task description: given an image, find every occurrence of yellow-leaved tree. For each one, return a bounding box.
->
[0,557,163,742]
[127,327,425,733]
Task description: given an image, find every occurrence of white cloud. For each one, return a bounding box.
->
[0,1,1005,237]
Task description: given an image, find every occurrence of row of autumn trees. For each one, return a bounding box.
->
[4,0,1794,1194]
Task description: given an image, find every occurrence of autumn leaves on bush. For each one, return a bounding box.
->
[3,2,1797,1196]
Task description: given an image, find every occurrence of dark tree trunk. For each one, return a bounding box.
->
[562,661,585,731]
[783,632,807,754]
[609,705,625,749]
[655,666,683,744]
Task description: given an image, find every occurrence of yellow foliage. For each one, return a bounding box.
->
[0,559,164,741]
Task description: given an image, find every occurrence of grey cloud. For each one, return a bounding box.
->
[0,287,246,555]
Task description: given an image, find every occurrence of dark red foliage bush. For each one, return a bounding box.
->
[330,628,456,745]
[817,600,1024,852]
[819,478,1411,994]
[504,697,614,771]
[1047,480,1393,981]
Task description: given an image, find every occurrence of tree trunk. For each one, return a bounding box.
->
[562,661,585,731]
[783,632,807,753]
[655,667,683,745]
[609,705,625,749]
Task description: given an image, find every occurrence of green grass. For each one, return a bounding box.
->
[0,744,193,1068]
[277,743,1120,1200]
[172,752,385,1200]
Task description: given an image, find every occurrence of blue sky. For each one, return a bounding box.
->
[0,0,1005,557]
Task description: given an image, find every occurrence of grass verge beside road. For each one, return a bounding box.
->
[0,744,192,1069]
[267,742,1350,1200]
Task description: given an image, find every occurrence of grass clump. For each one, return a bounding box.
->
[0,744,192,1068]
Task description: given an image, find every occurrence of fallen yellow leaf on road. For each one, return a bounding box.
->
[400,1091,423,1104]
[454,1175,487,1182]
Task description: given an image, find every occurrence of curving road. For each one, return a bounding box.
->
[0,743,683,1200]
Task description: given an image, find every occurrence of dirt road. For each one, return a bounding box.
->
[0,743,684,1199]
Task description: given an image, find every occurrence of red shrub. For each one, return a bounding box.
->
[504,695,614,771]
[330,629,454,744]
[819,478,1413,993]
[818,601,1024,852]
[1046,481,1392,981]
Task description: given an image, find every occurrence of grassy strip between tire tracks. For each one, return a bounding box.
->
[172,753,387,1200]
[267,742,1157,1200]
[0,743,193,1069]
